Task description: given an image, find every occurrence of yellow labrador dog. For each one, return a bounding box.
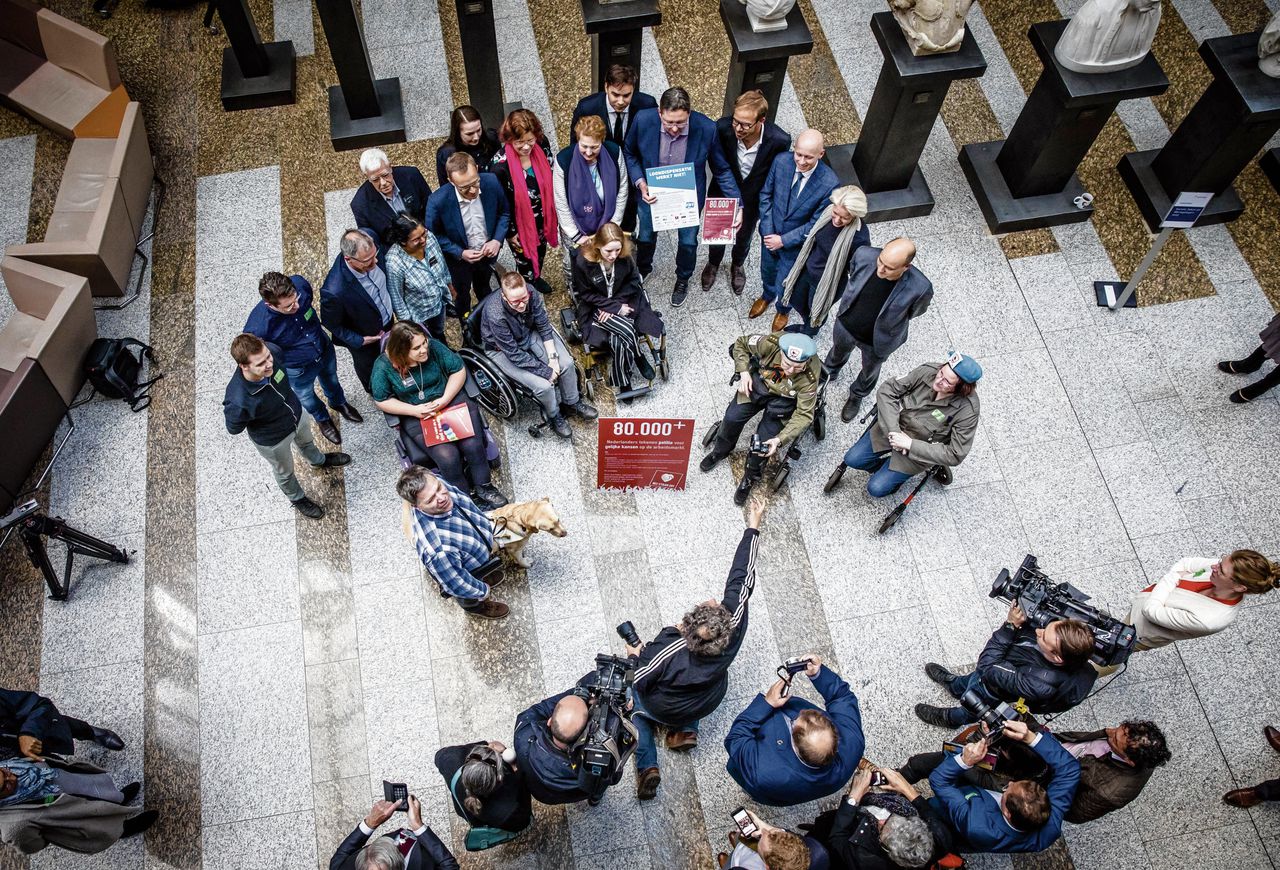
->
[487,498,567,568]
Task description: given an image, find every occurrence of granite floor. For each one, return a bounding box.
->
[2,0,1280,868]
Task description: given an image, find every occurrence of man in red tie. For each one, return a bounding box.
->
[328,795,459,870]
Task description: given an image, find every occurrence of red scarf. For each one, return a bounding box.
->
[505,142,559,278]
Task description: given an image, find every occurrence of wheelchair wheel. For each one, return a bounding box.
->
[770,463,790,494]
[813,403,826,441]
[655,336,670,382]
[659,357,670,381]
[878,504,906,535]
[703,421,721,447]
[460,349,518,421]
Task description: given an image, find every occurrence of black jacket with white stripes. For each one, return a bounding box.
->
[630,529,759,725]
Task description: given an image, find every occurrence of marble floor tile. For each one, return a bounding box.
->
[38,659,145,794]
[1142,822,1272,870]
[976,348,1077,451]
[1093,441,1190,539]
[202,810,319,870]
[367,45,453,143]
[31,837,142,870]
[196,520,300,636]
[1134,396,1224,502]
[272,0,314,56]
[307,658,369,783]
[195,166,283,269]
[352,574,432,690]
[344,479,421,586]
[298,557,359,665]
[49,397,150,540]
[193,256,279,391]
[195,392,296,533]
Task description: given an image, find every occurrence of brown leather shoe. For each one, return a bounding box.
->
[748,297,769,319]
[1223,787,1263,808]
[469,599,510,619]
[666,730,698,751]
[717,852,729,869]
[731,264,747,295]
[701,262,718,291]
[637,766,661,800]
[771,311,790,333]
[1266,725,1280,753]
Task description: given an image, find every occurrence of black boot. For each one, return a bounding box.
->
[121,810,159,838]
[733,475,755,506]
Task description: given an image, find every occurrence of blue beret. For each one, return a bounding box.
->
[778,333,817,363]
[945,350,982,383]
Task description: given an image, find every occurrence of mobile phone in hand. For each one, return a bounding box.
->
[383,780,408,810]
[731,806,760,839]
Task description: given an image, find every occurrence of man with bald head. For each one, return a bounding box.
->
[824,236,934,423]
[512,685,598,805]
[724,655,864,806]
[702,90,791,295]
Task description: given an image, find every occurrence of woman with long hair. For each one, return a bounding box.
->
[491,108,559,295]
[435,104,501,186]
[434,740,531,835]
[384,211,453,342]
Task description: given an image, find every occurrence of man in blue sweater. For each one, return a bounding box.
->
[724,656,863,806]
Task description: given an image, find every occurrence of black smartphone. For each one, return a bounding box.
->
[731,806,760,839]
[870,770,887,787]
[382,780,408,810]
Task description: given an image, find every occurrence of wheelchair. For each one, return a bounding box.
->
[457,307,592,439]
[822,405,952,534]
[559,277,669,402]
[381,363,504,475]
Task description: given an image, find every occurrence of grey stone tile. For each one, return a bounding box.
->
[299,557,359,665]
[1182,397,1280,542]
[367,46,453,143]
[325,188,360,262]
[202,810,319,870]
[313,776,373,869]
[977,349,1076,450]
[49,397,149,539]
[1134,397,1224,502]
[535,612,610,696]
[1144,296,1262,401]
[362,687,441,807]
[1010,252,1095,335]
[575,848,654,870]
[307,659,370,783]
[193,257,277,393]
[272,0,314,55]
[352,575,431,691]
[1093,441,1190,539]
[39,532,144,674]
[526,533,603,625]
[1142,822,1272,870]
[196,521,300,636]
[38,659,144,795]
[944,481,1033,590]
[196,392,295,533]
[198,621,312,826]
[565,764,648,856]
[31,837,142,870]
[919,564,1000,667]
[195,167,283,269]
[344,480,421,585]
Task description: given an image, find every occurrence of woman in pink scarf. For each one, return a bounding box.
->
[492,109,559,295]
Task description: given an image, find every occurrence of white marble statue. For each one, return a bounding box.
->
[1260,11,1280,78]
[738,0,796,33]
[1055,0,1162,74]
[889,0,976,56]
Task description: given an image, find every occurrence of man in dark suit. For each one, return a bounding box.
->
[624,86,741,307]
[929,720,1080,854]
[329,795,458,870]
[0,688,124,759]
[425,152,509,325]
[752,129,838,331]
[701,90,790,297]
[320,229,395,394]
[724,655,863,806]
[823,237,934,422]
[571,64,658,234]
[350,148,431,246]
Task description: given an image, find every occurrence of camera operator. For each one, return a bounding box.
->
[622,498,765,801]
[512,690,593,806]
[329,795,458,870]
[914,603,1096,729]
[724,655,864,807]
[925,720,1079,854]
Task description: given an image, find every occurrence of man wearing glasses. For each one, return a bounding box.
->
[349,147,431,244]
[320,228,396,393]
[426,152,511,326]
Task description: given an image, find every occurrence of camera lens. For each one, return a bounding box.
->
[616,621,641,647]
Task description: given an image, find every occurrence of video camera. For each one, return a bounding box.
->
[570,651,638,801]
[990,554,1136,667]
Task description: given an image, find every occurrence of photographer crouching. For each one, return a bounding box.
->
[621,498,764,800]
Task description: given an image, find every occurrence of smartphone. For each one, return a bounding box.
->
[731,806,760,839]
[870,770,887,787]
[382,780,408,810]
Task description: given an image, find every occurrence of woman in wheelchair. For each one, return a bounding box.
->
[371,322,509,510]
[829,351,982,497]
[385,211,453,342]
[572,222,662,391]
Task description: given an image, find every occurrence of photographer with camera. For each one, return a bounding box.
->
[926,720,1079,854]
[329,795,458,870]
[621,498,765,800]
[724,655,863,807]
[914,602,1097,729]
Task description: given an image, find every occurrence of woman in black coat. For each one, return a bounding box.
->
[433,741,531,835]
[572,222,663,392]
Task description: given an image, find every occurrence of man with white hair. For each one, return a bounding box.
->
[752,128,839,331]
[328,794,458,870]
[775,184,871,336]
[350,148,432,245]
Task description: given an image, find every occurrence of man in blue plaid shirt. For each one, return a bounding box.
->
[396,466,510,619]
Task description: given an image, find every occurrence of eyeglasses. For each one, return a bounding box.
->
[368,169,393,183]
[731,119,758,131]
[456,179,482,193]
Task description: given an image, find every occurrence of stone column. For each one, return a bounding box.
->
[719,0,813,124]
[455,0,506,127]
[581,0,662,92]
[215,0,296,111]
[315,0,406,150]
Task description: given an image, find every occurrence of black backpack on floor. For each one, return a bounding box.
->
[83,337,164,411]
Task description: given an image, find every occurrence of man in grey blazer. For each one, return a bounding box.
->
[824,237,933,422]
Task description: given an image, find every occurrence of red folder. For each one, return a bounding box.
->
[420,403,476,446]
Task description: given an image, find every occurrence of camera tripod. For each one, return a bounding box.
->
[9,503,130,601]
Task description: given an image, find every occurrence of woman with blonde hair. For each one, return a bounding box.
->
[572,222,663,391]
[553,113,629,286]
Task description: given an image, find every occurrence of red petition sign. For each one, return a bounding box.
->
[596,417,695,490]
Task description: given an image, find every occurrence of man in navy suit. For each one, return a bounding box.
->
[320,229,396,394]
[724,655,863,806]
[425,152,509,326]
[624,86,742,307]
[928,720,1080,854]
[350,148,432,246]
[570,64,658,233]
[329,795,459,870]
[702,90,790,297]
[752,129,839,331]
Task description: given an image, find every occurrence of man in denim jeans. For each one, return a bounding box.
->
[622,499,764,800]
[244,271,363,445]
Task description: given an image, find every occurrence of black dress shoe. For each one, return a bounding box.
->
[333,404,364,423]
[318,452,352,468]
[549,414,573,439]
[730,264,746,296]
[733,477,754,506]
[840,395,863,423]
[637,355,657,381]
[472,484,509,510]
[291,497,325,519]
[914,703,955,728]
[924,662,957,686]
[120,782,141,804]
[92,727,125,751]
[317,419,342,445]
[699,452,725,473]
[121,810,158,838]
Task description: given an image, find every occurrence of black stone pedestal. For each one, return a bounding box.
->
[581,0,661,92]
[316,0,405,150]
[215,0,296,110]
[960,20,1167,234]
[1261,148,1280,195]
[720,0,812,124]
[1119,30,1280,231]
[455,0,505,128]
[832,12,986,222]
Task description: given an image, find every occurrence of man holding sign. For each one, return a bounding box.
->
[624,87,742,308]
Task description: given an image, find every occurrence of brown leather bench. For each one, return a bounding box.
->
[0,257,98,406]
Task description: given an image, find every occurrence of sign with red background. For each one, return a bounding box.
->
[596,418,695,490]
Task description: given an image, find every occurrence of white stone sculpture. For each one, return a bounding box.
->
[1055,0,1163,74]
[888,0,976,56]
[738,0,796,33]
[1260,11,1280,78]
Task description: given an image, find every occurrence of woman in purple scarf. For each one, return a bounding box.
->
[553,114,629,291]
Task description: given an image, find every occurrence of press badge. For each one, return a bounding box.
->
[304,307,314,320]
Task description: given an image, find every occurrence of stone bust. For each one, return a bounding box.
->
[889,0,976,56]
[1055,0,1162,74]
[1261,11,1280,78]
[738,0,796,33]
